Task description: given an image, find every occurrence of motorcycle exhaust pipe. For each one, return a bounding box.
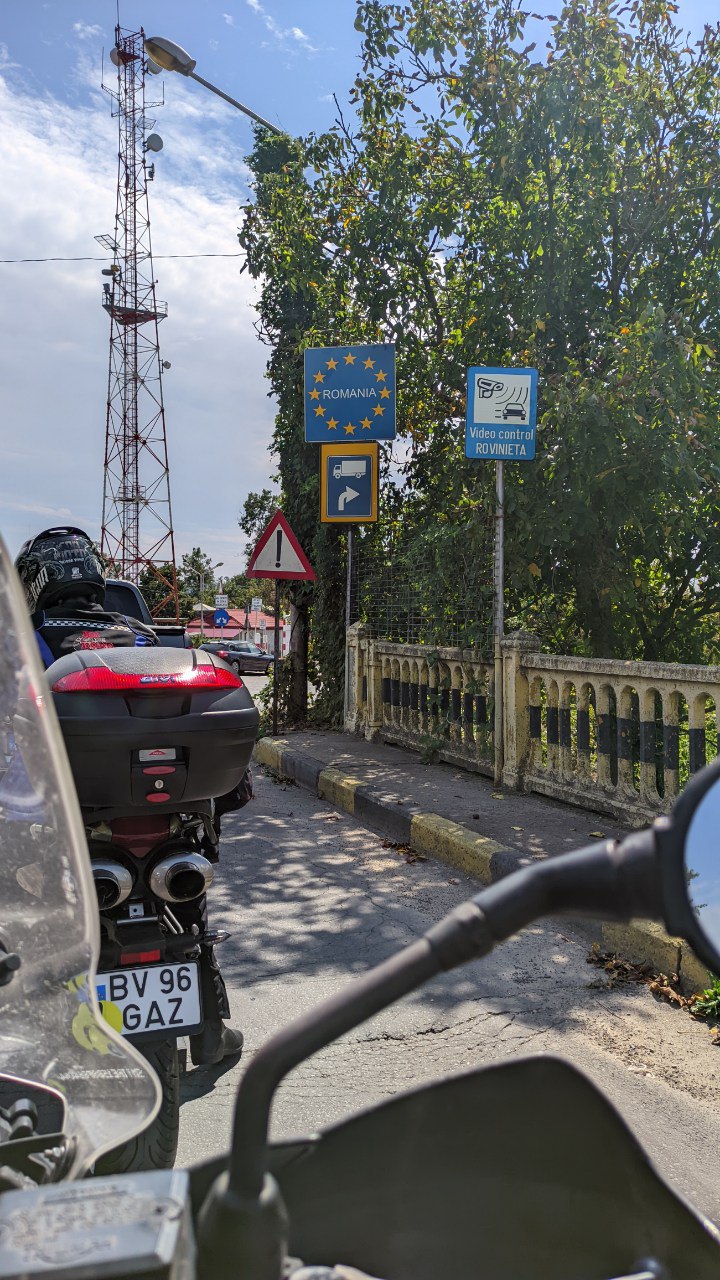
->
[149,852,214,903]
[91,859,134,910]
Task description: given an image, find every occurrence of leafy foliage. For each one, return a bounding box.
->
[240,0,720,727]
[691,975,720,1020]
[137,563,181,620]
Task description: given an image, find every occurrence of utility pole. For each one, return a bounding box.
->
[98,25,179,619]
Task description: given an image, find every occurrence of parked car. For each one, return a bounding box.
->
[199,640,275,675]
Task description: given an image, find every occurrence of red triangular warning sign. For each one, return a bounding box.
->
[246,510,316,581]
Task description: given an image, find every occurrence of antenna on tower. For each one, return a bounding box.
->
[97,25,179,621]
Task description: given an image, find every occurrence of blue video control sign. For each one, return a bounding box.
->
[465,366,538,460]
[320,443,379,523]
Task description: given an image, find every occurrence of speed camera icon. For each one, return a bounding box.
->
[476,376,505,399]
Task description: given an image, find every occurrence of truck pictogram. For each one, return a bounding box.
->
[333,460,368,479]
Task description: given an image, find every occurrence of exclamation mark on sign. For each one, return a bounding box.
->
[275,530,282,568]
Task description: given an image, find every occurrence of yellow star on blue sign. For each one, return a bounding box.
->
[304,343,396,442]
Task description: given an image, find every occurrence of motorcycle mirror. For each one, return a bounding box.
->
[657,758,720,977]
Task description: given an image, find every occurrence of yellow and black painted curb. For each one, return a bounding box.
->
[254,737,508,884]
[254,737,708,994]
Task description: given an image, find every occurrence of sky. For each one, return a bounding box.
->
[0,0,362,577]
[0,0,712,577]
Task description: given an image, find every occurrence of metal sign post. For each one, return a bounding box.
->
[465,365,538,787]
[493,461,505,786]
[273,579,281,735]
[343,528,354,724]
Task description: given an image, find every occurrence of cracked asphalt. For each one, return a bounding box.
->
[177,766,720,1227]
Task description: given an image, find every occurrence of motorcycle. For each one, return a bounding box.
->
[2,529,720,1279]
[42,628,258,1171]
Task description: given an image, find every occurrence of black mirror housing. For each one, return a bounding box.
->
[656,756,720,978]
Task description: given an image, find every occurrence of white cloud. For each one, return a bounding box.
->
[222,13,236,26]
[244,0,318,54]
[0,70,276,577]
[73,22,102,41]
[0,44,18,70]
[0,497,73,519]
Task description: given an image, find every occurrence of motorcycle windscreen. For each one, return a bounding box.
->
[0,534,160,1175]
[268,1056,720,1280]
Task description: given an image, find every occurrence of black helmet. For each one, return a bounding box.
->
[14,527,105,613]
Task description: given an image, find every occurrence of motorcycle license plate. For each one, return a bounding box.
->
[96,961,201,1036]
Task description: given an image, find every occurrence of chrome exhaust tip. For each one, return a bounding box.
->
[149,852,214,903]
[91,859,134,909]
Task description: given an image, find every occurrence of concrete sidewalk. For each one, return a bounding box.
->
[253,728,708,994]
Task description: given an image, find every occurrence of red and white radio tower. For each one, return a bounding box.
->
[97,25,179,620]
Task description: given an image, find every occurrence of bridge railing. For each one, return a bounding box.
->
[345,624,720,825]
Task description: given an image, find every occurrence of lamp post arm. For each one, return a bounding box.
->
[188,71,282,135]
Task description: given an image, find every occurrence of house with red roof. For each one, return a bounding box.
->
[186,605,290,655]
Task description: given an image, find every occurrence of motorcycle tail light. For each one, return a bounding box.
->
[51,663,243,693]
[120,949,162,965]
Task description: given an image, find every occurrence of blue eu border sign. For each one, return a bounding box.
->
[465,366,538,461]
[304,343,396,442]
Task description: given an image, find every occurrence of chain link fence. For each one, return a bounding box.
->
[348,514,495,651]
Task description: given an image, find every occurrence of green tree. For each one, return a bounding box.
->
[175,548,224,625]
[241,0,720,698]
[138,563,181,621]
[239,135,346,723]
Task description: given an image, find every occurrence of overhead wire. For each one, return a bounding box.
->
[0,253,243,264]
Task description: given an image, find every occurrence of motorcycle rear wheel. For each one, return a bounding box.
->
[94,1037,180,1173]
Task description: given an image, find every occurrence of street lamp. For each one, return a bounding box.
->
[197,561,223,641]
[143,36,282,135]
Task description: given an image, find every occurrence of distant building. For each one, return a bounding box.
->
[186,605,290,655]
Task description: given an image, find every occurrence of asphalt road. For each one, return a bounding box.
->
[242,672,270,700]
[177,765,720,1230]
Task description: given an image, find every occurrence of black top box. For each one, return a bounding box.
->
[47,647,259,818]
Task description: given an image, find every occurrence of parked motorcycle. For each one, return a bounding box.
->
[2,530,720,1279]
[44,639,258,1171]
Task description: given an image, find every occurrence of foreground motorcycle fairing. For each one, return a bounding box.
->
[1,529,720,1280]
[0,537,160,1179]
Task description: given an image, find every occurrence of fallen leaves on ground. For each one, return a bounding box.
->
[587,944,720,1043]
[648,975,689,1008]
[587,943,656,989]
[381,838,427,864]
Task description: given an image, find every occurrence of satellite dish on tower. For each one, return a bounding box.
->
[146,57,162,75]
[109,48,121,67]
[145,133,164,153]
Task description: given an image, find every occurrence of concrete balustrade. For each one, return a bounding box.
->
[345,623,720,825]
[345,623,496,776]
